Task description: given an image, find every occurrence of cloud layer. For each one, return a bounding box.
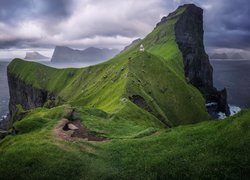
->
[0,0,249,57]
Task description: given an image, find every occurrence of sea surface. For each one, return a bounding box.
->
[0,59,250,123]
[210,59,250,108]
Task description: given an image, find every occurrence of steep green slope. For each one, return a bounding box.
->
[0,106,249,179]
[7,4,208,128]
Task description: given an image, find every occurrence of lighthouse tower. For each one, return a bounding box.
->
[139,44,144,52]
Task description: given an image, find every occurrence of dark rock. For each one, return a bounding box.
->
[7,71,61,120]
[129,95,152,112]
[0,130,9,139]
[206,88,230,116]
[174,4,213,90]
[169,4,230,116]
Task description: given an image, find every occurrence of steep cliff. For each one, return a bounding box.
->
[158,4,230,116]
[7,63,62,120]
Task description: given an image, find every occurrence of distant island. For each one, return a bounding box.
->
[24,51,49,60]
[231,53,244,59]
[210,52,244,59]
[51,46,119,62]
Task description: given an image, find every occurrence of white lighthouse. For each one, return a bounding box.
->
[139,44,145,52]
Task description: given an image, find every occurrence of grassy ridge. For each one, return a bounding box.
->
[0,106,249,179]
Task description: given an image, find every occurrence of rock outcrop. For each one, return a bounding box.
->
[162,4,230,116]
[24,51,49,60]
[7,71,61,119]
[51,46,119,62]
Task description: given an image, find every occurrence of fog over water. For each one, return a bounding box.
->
[1,59,250,122]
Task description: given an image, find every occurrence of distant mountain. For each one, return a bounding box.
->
[51,46,119,62]
[24,51,49,59]
[231,53,244,59]
[210,53,228,59]
[121,38,141,53]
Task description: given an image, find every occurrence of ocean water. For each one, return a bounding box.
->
[0,60,10,122]
[0,59,250,123]
[211,59,250,108]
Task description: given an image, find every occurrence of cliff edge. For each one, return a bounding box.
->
[163,4,230,116]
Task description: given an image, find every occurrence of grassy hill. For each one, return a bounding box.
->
[0,105,249,179]
[1,4,249,179]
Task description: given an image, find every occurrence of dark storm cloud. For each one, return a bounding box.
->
[0,0,71,24]
[0,0,249,53]
[163,0,250,51]
[202,0,250,50]
[0,38,54,49]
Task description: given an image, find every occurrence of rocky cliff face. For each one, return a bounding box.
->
[174,4,213,90]
[51,46,119,62]
[7,71,60,119]
[161,4,230,116]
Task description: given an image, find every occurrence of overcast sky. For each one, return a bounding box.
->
[0,0,249,58]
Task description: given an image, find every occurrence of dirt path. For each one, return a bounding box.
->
[54,119,107,142]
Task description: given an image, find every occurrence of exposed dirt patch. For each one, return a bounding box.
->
[54,119,107,142]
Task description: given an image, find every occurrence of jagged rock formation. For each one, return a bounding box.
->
[174,4,213,90]
[156,4,229,116]
[24,51,49,59]
[51,46,119,62]
[166,4,230,116]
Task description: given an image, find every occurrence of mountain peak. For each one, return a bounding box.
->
[179,3,201,9]
[157,4,202,27]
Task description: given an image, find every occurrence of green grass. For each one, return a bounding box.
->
[0,106,249,179]
[1,4,249,179]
